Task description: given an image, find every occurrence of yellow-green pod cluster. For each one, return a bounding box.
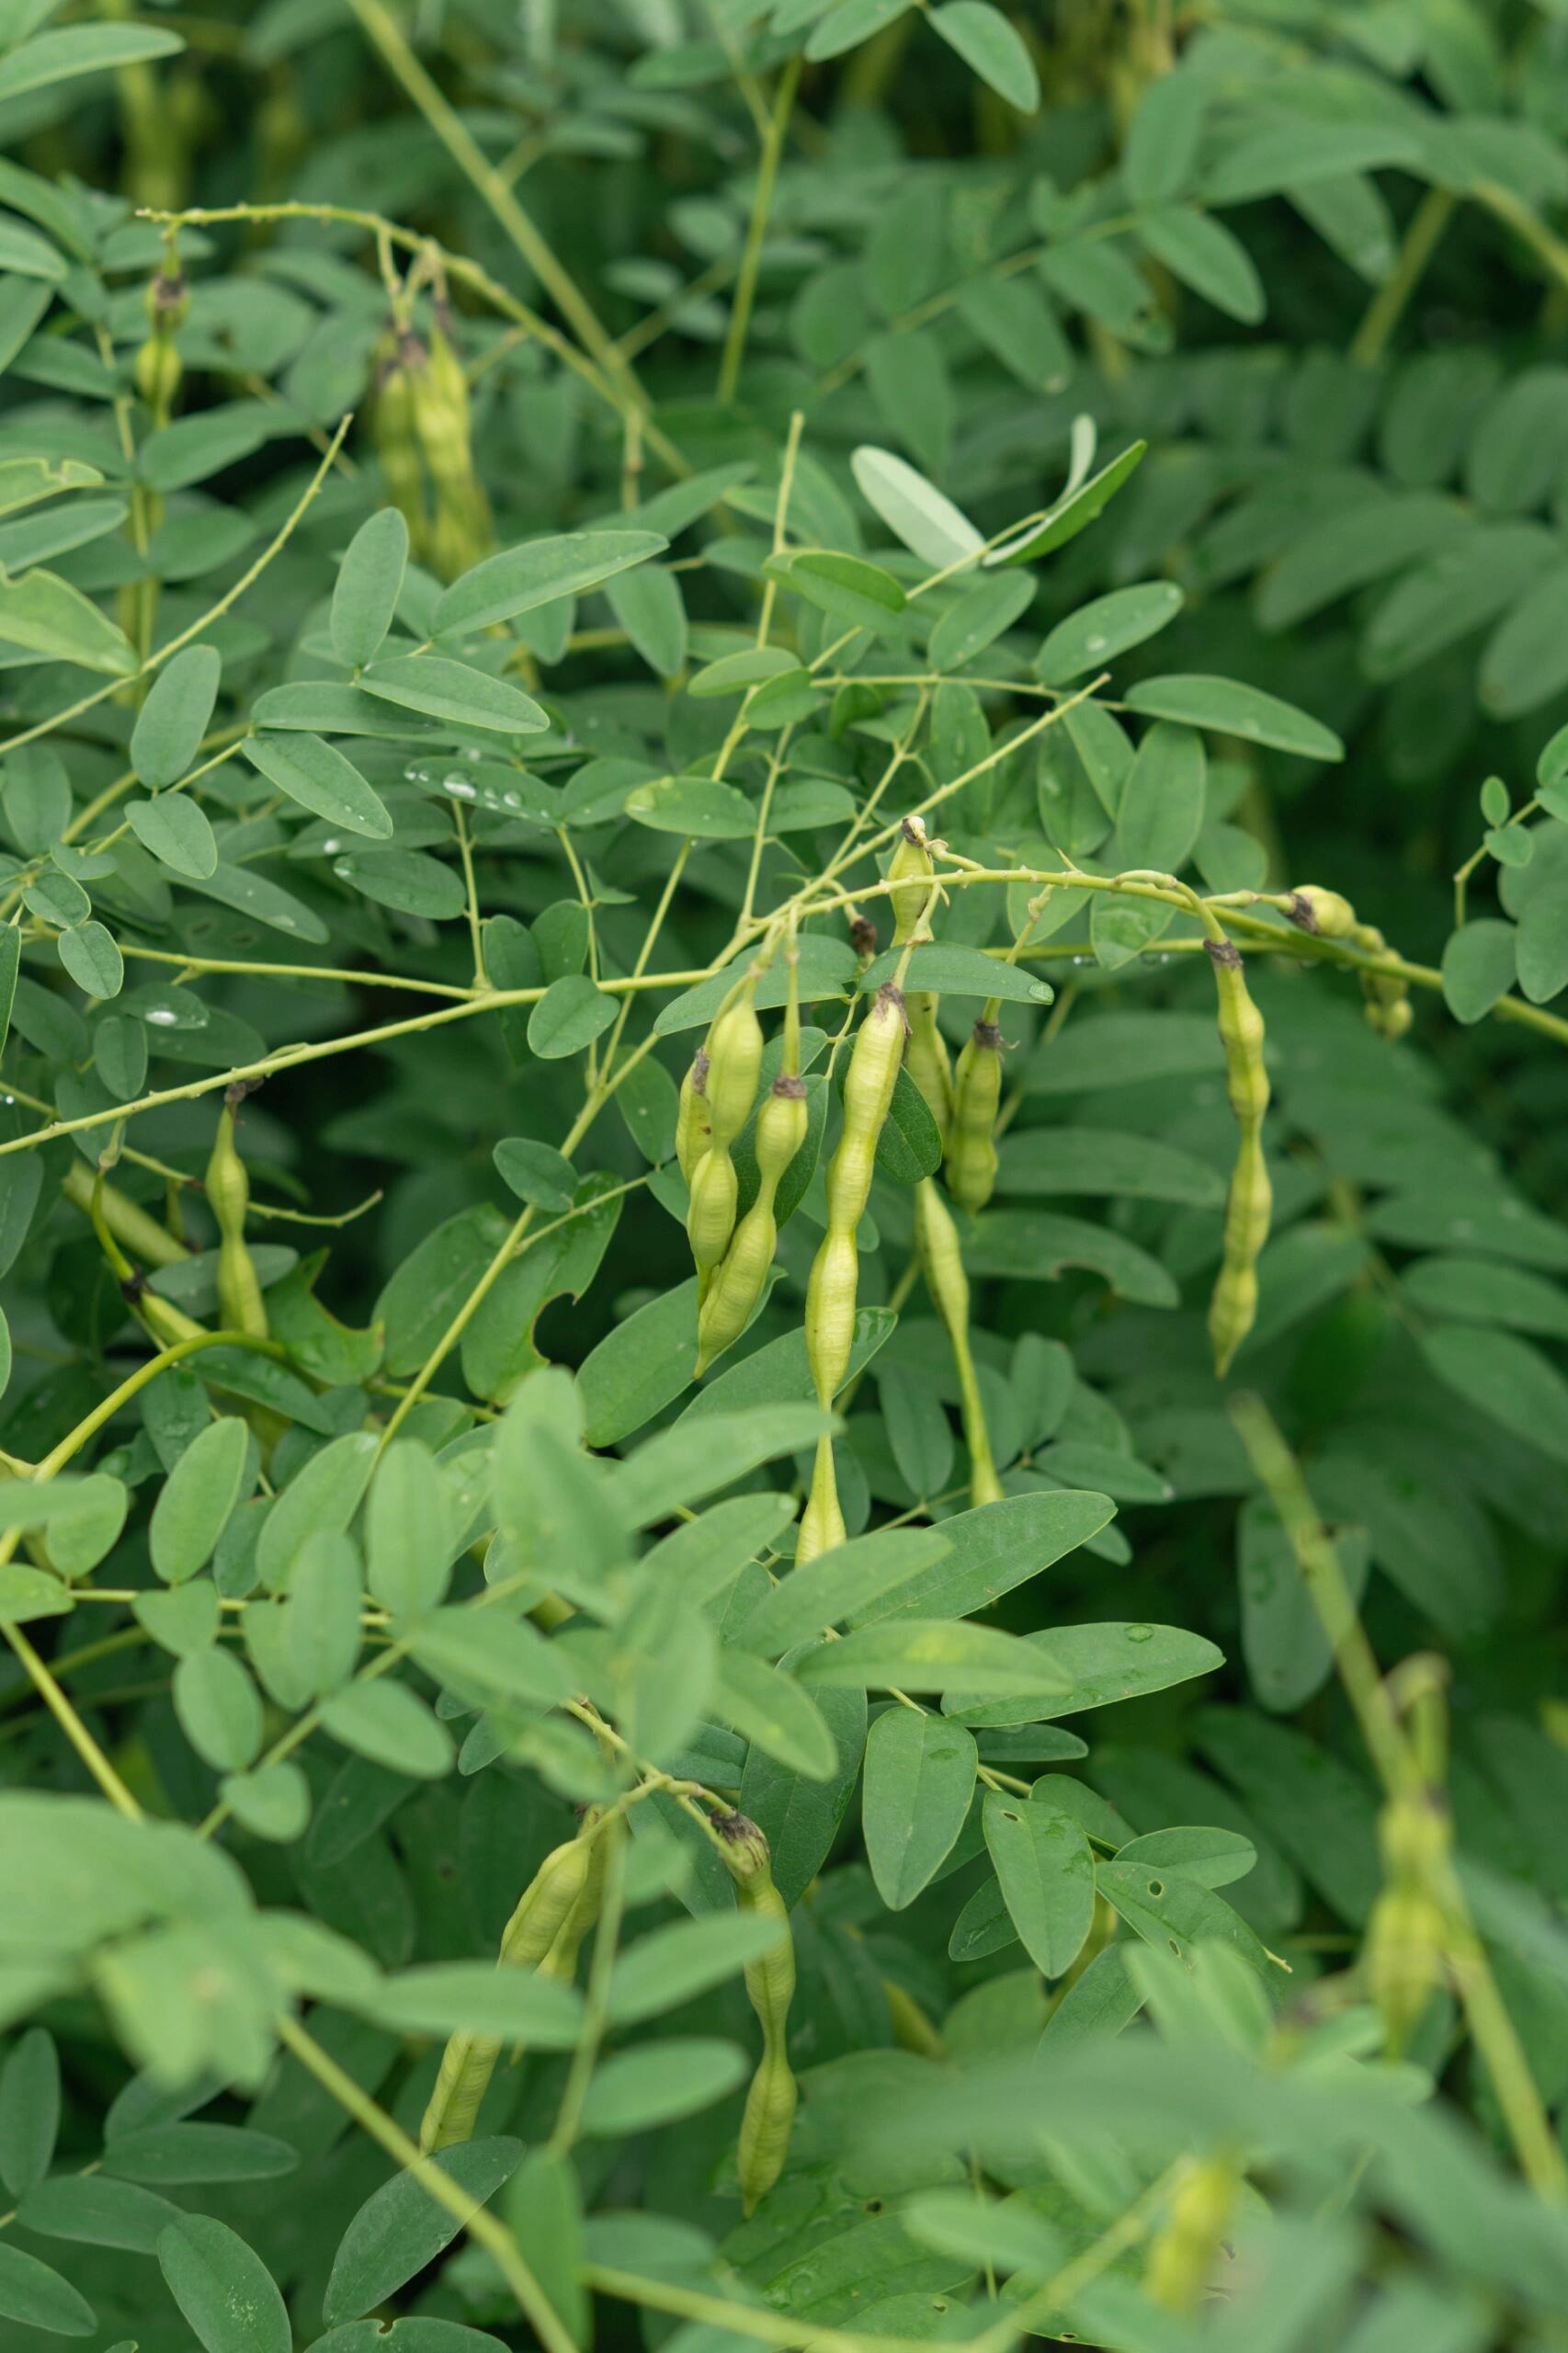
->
[411,311,494,582]
[716,1813,797,2216]
[1142,2155,1238,2313]
[697,1075,808,1375]
[800,983,906,1559]
[1205,938,1271,1379]
[686,991,765,1300]
[913,1177,1002,1508]
[370,330,430,557]
[206,1094,268,1344]
[944,1016,1003,1215]
[1289,883,1412,1042]
[420,1822,600,2153]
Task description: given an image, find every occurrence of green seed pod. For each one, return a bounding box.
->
[904,996,952,1140]
[755,1074,808,1185]
[133,333,182,415]
[1366,1883,1444,2052]
[716,1813,798,2215]
[799,984,905,1539]
[944,1017,1002,1214]
[797,1432,846,1563]
[1287,884,1357,940]
[687,1145,739,1280]
[421,1827,595,2154]
[206,1097,268,1343]
[675,1048,712,1186]
[412,316,494,580]
[1290,887,1413,1041]
[914,1177,1002,1507]
[371,332,429,556]
[804,1227,859,1408]
[1205,939,1271,1377]
[705,996,766,1150]
[737,2050,799,2217]
[887,813,936,947]
[697,1078,809,1375]
[1143,2156,1237,2314]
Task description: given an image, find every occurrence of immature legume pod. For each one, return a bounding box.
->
[799,983,906,1555]
[1205,938,1271,1378]
[420,1825,597,2153]
[206,1097,268,1344]
[698,1077,808,1373]
[1143,2156,1238,2313]
[715,1813,798,2215]
[914,1176,1002,1507]
[944,1017,1003,1215]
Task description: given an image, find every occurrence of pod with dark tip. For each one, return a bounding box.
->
[715,1813,797,2215]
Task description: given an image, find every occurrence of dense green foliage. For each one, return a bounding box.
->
[4,4,1568,2349]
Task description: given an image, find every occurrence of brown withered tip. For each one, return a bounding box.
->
[849,914,878,957]
[153,270,187,313]
[899,814,928,847]
[225,1077,265,1111]
[119,1269,147,1304]
[689,1047,710,1096]
[772,1074,807,1100]
[395,327,427,371]
[713,1809,761,1843]
[1285,892,1318,932]
[876,983,908,1030]
[1205,938,1244,969]
[973,1019,1003,1051]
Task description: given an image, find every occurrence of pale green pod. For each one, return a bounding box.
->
[676,1048,712,1186]
[420,1830,594,2154]
[706,998,766,1150]
[944,1018,1002,1215]
[804,1227,859,1408]
[1205,940,1272,1377]
[797,1433,846,1563]
[687,1145,738,1278]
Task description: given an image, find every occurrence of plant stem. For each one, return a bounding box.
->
[719,56,801,405]
[1349,188,1455,367]
[1,1625,142,1818]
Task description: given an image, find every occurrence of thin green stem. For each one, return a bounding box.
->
[718,56,801,404]
[1349,188,1456,367]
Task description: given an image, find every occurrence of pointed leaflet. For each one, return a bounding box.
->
[242,733,392,839]
[131,644,220,788]
[331,506,409,670]
[324,2138,525,2324]
[982,1788,1095,1976]
[851,445,983,570]
[157,2214,289,2353]
[863,1710,977,1909]
[149,1415,249,1586]
[0,2240,96,2336]
[433,529,667,636]
[0,2026,58,2195]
